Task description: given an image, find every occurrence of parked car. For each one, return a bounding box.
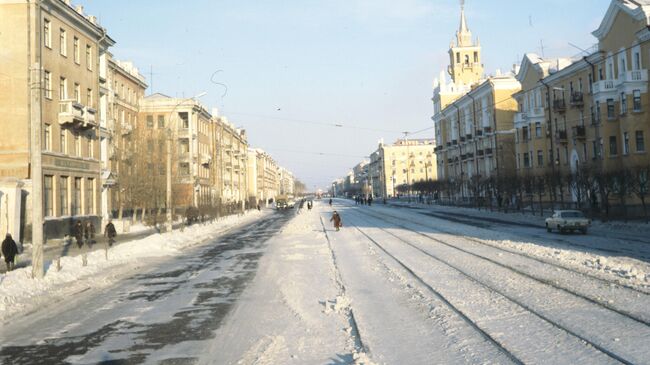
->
[275,199,288,210]
[545,210,591,234]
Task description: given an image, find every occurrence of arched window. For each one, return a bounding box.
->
[464,54,470,66]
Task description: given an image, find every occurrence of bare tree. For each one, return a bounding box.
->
[629,164,650,223]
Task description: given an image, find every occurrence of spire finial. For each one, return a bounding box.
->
[460,0,465,10]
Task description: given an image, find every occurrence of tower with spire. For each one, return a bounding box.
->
[447,0,483,86]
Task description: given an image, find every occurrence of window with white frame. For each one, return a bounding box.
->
[59,28,67,56]
[624,132,630,155]
[59,77,67,100]
[73,37,80,64]
[633,90,642,112]
[44,70,52,99]
[636,130,645,152]
[86,45,92,70]
[44,19,51,48]
[621,92,627,115]
[44,124,51,151]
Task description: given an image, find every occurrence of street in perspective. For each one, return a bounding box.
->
[1,0,650,364]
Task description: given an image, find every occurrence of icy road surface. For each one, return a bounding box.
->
[1,200,650,364]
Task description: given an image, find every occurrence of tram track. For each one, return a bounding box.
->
[346,211,646,365]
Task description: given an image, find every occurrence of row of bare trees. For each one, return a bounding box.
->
[408,164,650,222]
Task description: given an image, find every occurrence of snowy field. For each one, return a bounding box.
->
[1,200,649,364]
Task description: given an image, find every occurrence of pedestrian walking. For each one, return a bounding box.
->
[307,201,313,211]
[104,220,117,247]
[330,211,342,231]
[84,220,95,246]
[368,196,373,206]
[329,198,333,207]
[1,233,18,271]
[73,220,84,249]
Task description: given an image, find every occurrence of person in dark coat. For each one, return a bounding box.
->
[329,198,333,207]
[2,233,18,271]
[330,211,342,231]
[84,220,95,246]
[73,221,84,248]
[104,220,117,247]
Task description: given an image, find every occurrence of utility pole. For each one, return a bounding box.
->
[30,62,44,279]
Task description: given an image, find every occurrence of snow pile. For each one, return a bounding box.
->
[0,210,267,323]
[493,239,650,289]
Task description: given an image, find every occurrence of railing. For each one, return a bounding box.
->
[592,79,615,94]
[553,99,567,112]
[557,130,568,143]
[58,100,84,126]
[573,125,586,139]
[570,91,584,106]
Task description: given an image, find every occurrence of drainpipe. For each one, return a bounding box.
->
[451,103,464,202]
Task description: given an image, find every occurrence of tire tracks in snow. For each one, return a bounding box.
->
[318,215,372,364]
[349,210,642,365]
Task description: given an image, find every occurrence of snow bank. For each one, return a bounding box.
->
[0,210,267,323]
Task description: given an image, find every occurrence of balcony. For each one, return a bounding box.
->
[553,99,567,112]
[477,149,484,157]
[58,100,85,127]
[446,142,451,147]
[120,122,133,135]
[592,79,615,95]
[467,152,474,159]
[514,112,528,126]
[460,154,467,160]
[557,130,568,143]
[485,148,493,155]
[466,133,473,140]
[570,92,584,107]
[483,126,492,134]
[476,129,483,137]
[572,125,586,140]
[529,107,545,118]
[616,69,649,86]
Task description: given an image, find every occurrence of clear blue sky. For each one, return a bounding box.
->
[82,0,610,190]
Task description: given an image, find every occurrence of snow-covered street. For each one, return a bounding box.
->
[1,200,650,364]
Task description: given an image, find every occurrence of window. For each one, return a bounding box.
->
[87,88,93,108]
[621,92,627,115]
[537,150,544,167]
[456,52,460,64]
[624,132,630,155]
[85,178,94,215]
[59,29,67,56]
[473,52,478,63]
[72,177,82,216]
[86,45,92,70]
[44,124,51,151]
[73,37,80,64]
[610,136,618,156]
[179,112,189,128]
[44,19,51,48]
[146,115,154,128]
[59,77,67,99]
[86,135,92,158]
[60,130,67,154]
[607,99,615,119]
[147,163,154,174]
[44,71,52,99]
[59,176,68,216]
[636,131,645,152]
[147,139,154,152]
[595,101,601,123]
[179,162,190,175]
[75,133,81,156]
[179,140,189,154]
[633,90,642,112]
[523,152,530,168]
[157,115,165,128]
[159,164,165,176]
[535,122,541,138]
[74,83,80,103]
[44,175,53,217]
[634,51,641,70]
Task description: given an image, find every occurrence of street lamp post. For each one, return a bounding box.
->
[165,92,207,233]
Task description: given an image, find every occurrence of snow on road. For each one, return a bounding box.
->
[0,210,268,324]
[2,199,650,364]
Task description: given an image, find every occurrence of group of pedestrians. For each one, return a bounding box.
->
[354,195,373,206]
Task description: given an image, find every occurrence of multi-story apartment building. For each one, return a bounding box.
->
[139,94,213,212]
[432,1,519,202]
[216,116,248,209]
[278,167,295,197]
[246,148,280,206]
[99,55,147,219]
[513,0,650,213]
[368,139,436,198]
[0,0,113,240]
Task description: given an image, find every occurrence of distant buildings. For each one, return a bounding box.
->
[0,0,294,241]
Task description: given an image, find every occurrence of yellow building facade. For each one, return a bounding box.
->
[0,0,112,239]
